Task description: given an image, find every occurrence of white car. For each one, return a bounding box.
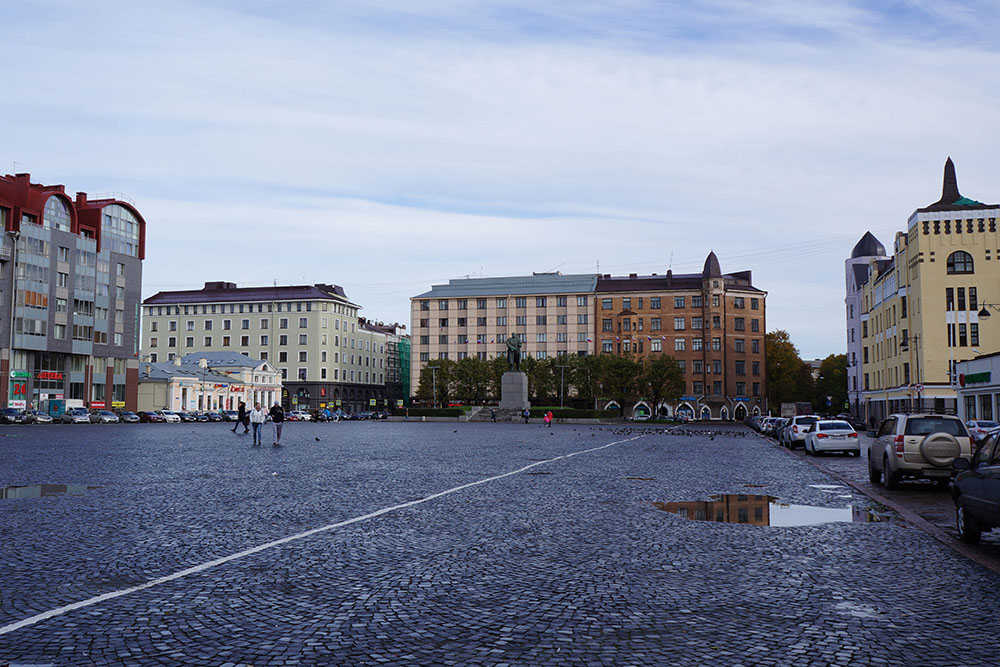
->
[781,415,820,449]
[158,410,182,423]
[966,420,999,443]
[291,410,312,421]
[803,420,860,456]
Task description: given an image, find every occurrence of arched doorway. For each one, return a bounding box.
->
[734,404,747,420]
[632,401,651,420]
[676,403,694,420]
[752,406,761,416]
[296,387,310,410]
[700,405,712,420]
[720,406,729,421]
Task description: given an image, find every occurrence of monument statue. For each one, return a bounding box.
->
[506,334,522,371]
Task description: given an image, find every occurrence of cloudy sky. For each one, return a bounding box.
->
[4,0,1000,358]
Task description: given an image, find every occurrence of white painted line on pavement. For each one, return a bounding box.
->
[0,433,647,637]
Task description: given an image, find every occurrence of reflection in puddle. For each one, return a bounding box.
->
[0,484,100,500]
[654,494,899,527]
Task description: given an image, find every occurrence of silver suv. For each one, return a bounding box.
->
[868,414,972,489]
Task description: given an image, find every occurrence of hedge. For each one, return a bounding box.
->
[528,408,619,419]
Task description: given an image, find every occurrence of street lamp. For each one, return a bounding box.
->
[6,230,20,381]
[556,364,569,408]
[428,365,439,409]
[198,357,208,411]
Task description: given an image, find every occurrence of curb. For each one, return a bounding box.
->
[762,432,1000,576]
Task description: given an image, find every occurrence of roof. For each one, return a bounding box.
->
[917,157,997,213]
[144,282,357,307]
[702,251,722,279]
[852,264,870,289]
[179,351,264,369]
[851,232,886,259]
[414,273,598,299]
[138,362,231,383]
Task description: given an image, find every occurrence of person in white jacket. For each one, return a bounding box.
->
[248,402,267,445]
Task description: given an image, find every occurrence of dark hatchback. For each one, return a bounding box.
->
[139,411,165,423]
[953,429,1000,543]
[1,407,25,424]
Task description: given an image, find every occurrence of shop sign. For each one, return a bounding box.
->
[112,401,125,408]
[37,371,64,381]
[55,394,64,399]
[230,386,242,392]
[7,400,26,409]
[960,371,991,386]
[90,401,105,408]
[319,403,326,408]
[9,371,31,378]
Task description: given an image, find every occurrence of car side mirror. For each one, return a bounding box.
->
[952,457,970,471]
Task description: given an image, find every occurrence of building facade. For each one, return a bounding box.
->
[853,158,1000,424]
[595,252,767,420]
[142,281,384,414]
[845,232,888,416]
[409,273,598,393]
[0,173,145,412]
[137,352,281,413]
[360,318,409,409]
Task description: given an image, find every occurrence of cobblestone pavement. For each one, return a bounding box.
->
[770,431,1000,554]
[2,422,1000,666]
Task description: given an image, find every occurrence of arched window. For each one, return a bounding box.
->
[947,251,974,274]
[44,196,72,231]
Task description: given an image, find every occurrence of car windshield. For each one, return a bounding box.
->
[796,417,819,425]
[904,417,966,436]
[975,421,999,428]
[820,421,853,431]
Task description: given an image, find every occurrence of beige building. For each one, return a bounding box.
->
[410,273,598,393]
[142,282,386,413]
[137,354,280,413]
[854,158,1000,424]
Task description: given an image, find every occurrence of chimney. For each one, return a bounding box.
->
[173,358,182,366]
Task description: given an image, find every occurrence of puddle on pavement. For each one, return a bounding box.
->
[1,484,101,500]
[653,494,902,527]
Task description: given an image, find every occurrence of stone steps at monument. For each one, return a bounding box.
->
[468,408,529,423]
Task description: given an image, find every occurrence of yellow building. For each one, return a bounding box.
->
[856,158,1000,425]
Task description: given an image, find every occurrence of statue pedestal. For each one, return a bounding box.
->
[499,371,530,411]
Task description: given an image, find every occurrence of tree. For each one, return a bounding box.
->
[642,355,686,417]
[416,359,455,406]
[765,330,805,407]
[454,356,489,404]
[814,354,848,413]
[597,354,641,416]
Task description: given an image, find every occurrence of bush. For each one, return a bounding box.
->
[529,408,619,419]
[405,408,466,417]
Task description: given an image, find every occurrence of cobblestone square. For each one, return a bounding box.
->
[2,422,999,666]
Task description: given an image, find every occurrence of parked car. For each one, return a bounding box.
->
[965,420,999,443]
[118,411,140,423]
[158,410,182,423]
[292,410,313,421]
[177,411,198,422]
[802,420,860,456]
[1,407,26,424]
[139,411,165,423]
[952,430,1000,542]
[193,412,210,422]
[61,408,91,424]
[89,410,120,424]
[22,409,53,424]
[780,415,820,449]
[222,410,240,422]
[207,412,224,422]
[868,413,973,489]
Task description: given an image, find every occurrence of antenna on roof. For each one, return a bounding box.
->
[668,251,673,271]
[597,259,600,273]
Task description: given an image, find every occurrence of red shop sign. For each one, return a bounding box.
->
[37,371,64,380]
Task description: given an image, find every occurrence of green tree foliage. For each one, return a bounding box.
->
[642,355,686,416]
[596,355,641,415]
[814,354,848,412]
[766,330,806,406]
[416,359,455,406]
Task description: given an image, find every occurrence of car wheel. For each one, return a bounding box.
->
[868,455,880,483]
[882,457,900,490]
[956,502,982,544]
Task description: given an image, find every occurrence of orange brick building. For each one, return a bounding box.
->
[594,252,767,420]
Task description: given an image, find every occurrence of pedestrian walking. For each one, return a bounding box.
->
[269,402,285,446]
[544,410,553,427]
[248,402,267,445]
[522,408,530,424]
[491,409,497,423]
[232,401,249,434]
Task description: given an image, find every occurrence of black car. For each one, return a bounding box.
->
[177,412,198,422]
[952,430,1000,543]
[1,407,25,424]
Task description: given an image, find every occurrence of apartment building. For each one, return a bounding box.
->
[853,158,1000,424]
[409,273,598,393]
[0,173,145,412]
[595,251,767,420]
[142,281,386,413]
[845,232,888,416]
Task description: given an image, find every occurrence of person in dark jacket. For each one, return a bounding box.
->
[232,401,249,434]
[269,403,285,446]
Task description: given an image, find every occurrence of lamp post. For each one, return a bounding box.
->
[556,364,569,408]
[428,365,439,409]
[6,231,20,390]
[198,357,208,411]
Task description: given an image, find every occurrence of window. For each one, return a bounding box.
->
[713,381,722,395]
[260,319,268,329]
[439,300,449,310]
[536,333,547,342]
[556,332,568,342]
[736,382,746,396]
[456,299,467,310]
[712,315,721,329]
[186,320,195,331]
[692,295,703,307]
[958,287,966,311]
[439,335,448,344]
[536,315,547,325]
[420,300,430,311]
[734,297,744,309]
[650,318,661,331]
[577,314,588,324]
[439,318,448,327]
[299,334,308,345]
[651,297,661,309]
[751,339,760,354]
[693,360,703,373]
[959,323,968,347]
[674,317,685,330]
[279,318,288,329]
[299,351,308,362]
[651,340,662,352]
[752,361,760,376]
[496,298,507,308]
[279,334,288,345]
[515,297,527,308]
[556,296,567,307]
[692,338,703,351]
[557,314,567,325]
[713,360,722,374]
[185,337,194,347]
[204,320,213,331]
[496,316,507,326]
[735,360,745,375]
[693,381,703,394]
[168,336,176,347]
[972,323,980,347]
[674,297,685,308]
[577,296,588,307]
[602,340,613,352]
[712,295,720,307]
[692,317,703,329]
[622,298,631,310]
[750,319,760,332]
[675,338,686,351]
[751,298,759,310]
[279,351,288,362]
[712,338,721,351]
[260,335,269,345]
[947,251,974,274]
[204,336,212,346]
[734,318,745,331]
[735,339,745,352]
[299,317,308,328]
[240,335,249,346]
[477,298,487,309]
[536,297,546,307]
[602,298,613,310]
